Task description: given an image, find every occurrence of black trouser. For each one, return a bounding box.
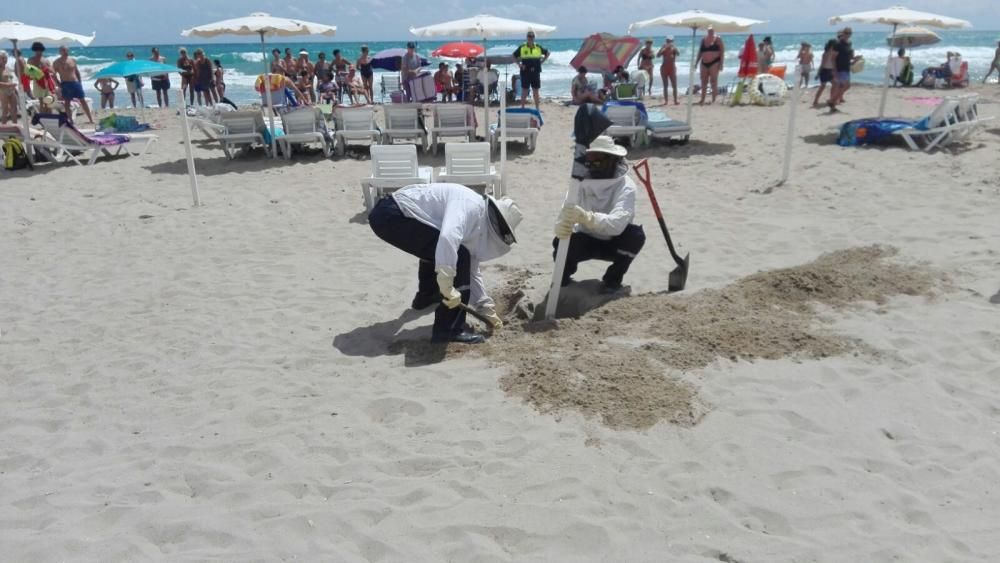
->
[552,224,646,287]
[369,197,470,338]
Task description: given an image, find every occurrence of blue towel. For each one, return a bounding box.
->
[496,107,543,126]
[837,118,915,147]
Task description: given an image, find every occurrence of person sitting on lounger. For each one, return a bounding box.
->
[571,66,603,105]
[917,52,954,88]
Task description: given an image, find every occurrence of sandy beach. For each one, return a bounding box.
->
[2,84,999,561]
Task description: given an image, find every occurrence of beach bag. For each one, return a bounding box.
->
[3,138,32,171]
[900,62,914,86]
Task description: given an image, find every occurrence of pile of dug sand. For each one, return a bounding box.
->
[483,245,940,431]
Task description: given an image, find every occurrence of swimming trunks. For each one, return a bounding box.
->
[819,68,834,83]
[59,80,85,99]
[151,76,171,91]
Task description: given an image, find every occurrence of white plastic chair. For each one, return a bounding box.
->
[892,99,973,151]
[278,107,333,159]
[605,105,646,146]
[490,111,539,153]
[219,110,268,159]
[361,145,433,212]
[434,142,499,195]
[381,104,427,152]
[32,113,158,166]
[950,94,994,140]
[381,74,402,103]
[429,104,474,155]
[334,107,381,156]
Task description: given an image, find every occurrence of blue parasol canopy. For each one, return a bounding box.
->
[93,60,178,78]
[371,48,429,71]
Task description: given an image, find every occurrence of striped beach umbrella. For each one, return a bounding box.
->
[569,33,641,73]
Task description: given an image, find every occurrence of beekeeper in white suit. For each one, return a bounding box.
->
[369,183,522,344]
[553,136,646,293]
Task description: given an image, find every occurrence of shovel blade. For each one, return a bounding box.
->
[668,253,690,292]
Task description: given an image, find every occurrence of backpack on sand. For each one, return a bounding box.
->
[2,138,32,171]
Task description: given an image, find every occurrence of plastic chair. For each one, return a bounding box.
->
[361,144,433,212]
[434,142,499,195]
[278,107,333,159]
[429,104,475,155]
[334,107,381,156]
[381,104,427,151]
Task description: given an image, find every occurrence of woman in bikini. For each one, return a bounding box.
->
[657,36,680,105]
[356,45,375,103]
[637,39,655,95]
[697,26,724,105]
[177,48,195,106]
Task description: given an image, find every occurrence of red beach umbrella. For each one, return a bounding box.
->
[738,34,758,78]
[570,33,641,73]
[432,41,485,58]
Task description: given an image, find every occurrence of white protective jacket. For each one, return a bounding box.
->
[392,183,510,308]
[563,163,637,241]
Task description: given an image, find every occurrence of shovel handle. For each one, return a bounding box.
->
[631,158,684,266]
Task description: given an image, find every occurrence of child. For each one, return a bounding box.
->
[213,59,226,100]
[812,39,836,108]
[94,77,119,109]
[797,42,813,88]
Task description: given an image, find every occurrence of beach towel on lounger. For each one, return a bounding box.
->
[32,113,131,145]
[837,118,916,147]
[601,100,648,126]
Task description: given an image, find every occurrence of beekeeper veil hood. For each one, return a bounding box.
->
[479,196,522,261]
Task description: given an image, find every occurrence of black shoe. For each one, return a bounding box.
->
[600,282,624,295]
[411,292,439,310]
[431,331,486,344]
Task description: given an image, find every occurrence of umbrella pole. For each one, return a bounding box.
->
[177,81,201,206]
[12,39,34,166]
[878,23,897,119]
[499,78,507,196]
[781,63,803,184]
[261,32,277,158]
[482,36,489,140]
[686,27,697,125]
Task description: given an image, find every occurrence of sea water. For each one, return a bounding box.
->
[19,31,1000,107]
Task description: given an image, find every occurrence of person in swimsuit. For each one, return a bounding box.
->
[53,45,94,124]
[758,36,775,75]
[637,39,655,95]
[797,42,813,88]
[150,47,170,108]
[192,48,216,106]
[812,39,836,108]
[177,48,195,105]
[356,45,374,103]
[331,49,351,103]
[657,36,680,105]
[270,48,285,76]
[295,50,315,102]
[93,77,118,110]
[27,42,55,106]
[0,52,19,123]
[984,40,1000,83]
[213,59,226,100]
[696,26,724,105]
[283,49,295,78]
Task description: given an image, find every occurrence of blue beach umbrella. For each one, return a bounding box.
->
[94,59,201,206]
[371,48,429,71]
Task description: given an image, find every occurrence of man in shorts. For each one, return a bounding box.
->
[829,28,859,111]
[150,47,170,107]
[53,45,94,124]
[513,31,549,110]
[124,51,144,108]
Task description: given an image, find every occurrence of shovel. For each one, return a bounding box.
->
[631,158,690,292]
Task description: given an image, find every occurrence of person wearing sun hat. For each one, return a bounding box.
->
[553,135,646,294]
[369,183,523,344]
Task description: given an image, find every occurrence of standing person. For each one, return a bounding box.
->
[984,40,1000,83]
[758,36,774,75]
[332,49,351,103]
[150,47,170,107]
[513,31,550,110]
[314,51,334,102]
[192,49,215,106]
[270,48,285,75]
[283,48,295,77]
[637,39,655,96]
[400,42,423,101]
[368,184,522,344]
[553,136,646,295]
[213,60,226,100]
[295,50,314,102]
[53,45,94,124]
[0,52,18,123]
[123,51,144,108]
[434,62,455,102]
[829,28,860,111]
[797,42,813,89]
[657,36,680,105]
[27,43,56,104]
[13,49,30,99]
[93,76,118,109]
[813,39,836,107]
[356,45,374,103]
[696,26,724,105]
[177,48,195,105]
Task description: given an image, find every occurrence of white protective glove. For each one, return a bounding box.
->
[554,215,575,239]
[476,304,504,330]
[562,205,596,229]
[436,267,462,309]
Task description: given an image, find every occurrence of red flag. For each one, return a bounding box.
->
[738,34,758,78]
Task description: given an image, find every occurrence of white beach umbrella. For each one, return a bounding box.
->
[182,12,337,157]
[628,11,766,126]
[829,6,971,118]
[0,21,95,165]
[411,14,556,193]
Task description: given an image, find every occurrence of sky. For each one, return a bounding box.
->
[4,0,997,46]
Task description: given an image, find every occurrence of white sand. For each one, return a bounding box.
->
[2,85,999,561]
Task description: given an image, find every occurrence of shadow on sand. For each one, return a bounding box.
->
[332,308,451,367]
